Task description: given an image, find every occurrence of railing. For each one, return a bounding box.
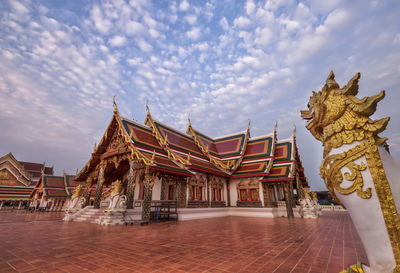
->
[150,200,178,222]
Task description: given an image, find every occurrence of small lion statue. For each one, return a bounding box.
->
[106,180,126,211]
[301,71,400,273]
[299,188,318,219]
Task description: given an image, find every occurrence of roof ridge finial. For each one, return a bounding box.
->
[274,120,278,133]
[188,113,191,127]
[146,100,150,114]
[113,95,118,113]
[247,119,251,131]
[292,124,296,138]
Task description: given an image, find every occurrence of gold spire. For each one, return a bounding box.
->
[113,95,118,113]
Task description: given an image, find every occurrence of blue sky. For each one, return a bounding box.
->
[1,0,399,190]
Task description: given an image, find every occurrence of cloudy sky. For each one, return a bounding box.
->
[1,0,399,190]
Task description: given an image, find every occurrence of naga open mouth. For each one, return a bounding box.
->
[300,109,314,125]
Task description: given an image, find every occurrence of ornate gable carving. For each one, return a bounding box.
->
[0,168,27,187]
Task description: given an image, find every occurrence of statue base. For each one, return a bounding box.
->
[300,207,318,219]
[98,209,126,226]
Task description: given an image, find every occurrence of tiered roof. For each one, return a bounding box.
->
[30,172,83,199]
[76,104,308,188]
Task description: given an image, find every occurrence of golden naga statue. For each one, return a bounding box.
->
[110,180,123,197]
[301,71,400,273]
[71,184,83,199]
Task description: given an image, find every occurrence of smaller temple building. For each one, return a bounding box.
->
[0,153,53,209]
[30,171,83,211]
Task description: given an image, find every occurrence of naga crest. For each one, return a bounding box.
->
[111,180,123,195]
[71,184,83,199]
[301,71,389,156]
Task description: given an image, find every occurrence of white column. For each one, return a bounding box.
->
[258,182,264,206]
[0,201,3,210]
[186,183,189,207]
[18,201,22,210]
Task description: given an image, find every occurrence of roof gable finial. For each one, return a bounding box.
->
[113,95,118,113]
[188,113,191,127]
[274,120,278,133]
[292,124,296,138]
[247,119,251,131]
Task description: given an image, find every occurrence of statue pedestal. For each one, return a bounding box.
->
[98,209,126,226]
[63,209,79,221]
[299,206,318,219]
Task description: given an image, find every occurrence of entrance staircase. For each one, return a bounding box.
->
[74,208,104,223]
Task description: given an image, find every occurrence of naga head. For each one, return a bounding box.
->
[301,71,389,156]
[111,180,123,195]
[71,184,83,198]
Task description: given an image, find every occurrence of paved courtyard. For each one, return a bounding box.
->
[0,211,367,273]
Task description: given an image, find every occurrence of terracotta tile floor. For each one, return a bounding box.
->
[0,211,368,273]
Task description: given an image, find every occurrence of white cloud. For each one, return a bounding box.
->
[219,17,229,31]
[91,5,111,33]
[9,1,29,14]
[246,0,256,15]
[185,14,197,25]
[126,20,145,35]
[186,27,201,40]
[137,39,153,52]
[109,35,127,47]
[179,0,190,11]
[233,16,252,28]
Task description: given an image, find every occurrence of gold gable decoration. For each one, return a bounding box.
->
[0,169,26,187]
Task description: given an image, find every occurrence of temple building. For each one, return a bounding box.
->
[30,171,83,211]
[72,103,308,223]
[0,153,54,209]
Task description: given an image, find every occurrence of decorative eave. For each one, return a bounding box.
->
[144,105,190,167]
[226,121,252,172]
[186,116,230,171]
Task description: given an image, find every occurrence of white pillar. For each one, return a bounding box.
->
[18,201,22,210]
[0,201,3,210]
[259,182,264,206]
[186,183,189,207]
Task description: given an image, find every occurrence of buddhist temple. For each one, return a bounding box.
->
[71,102,308,224]
[30,171,83,211]
[0,153,53,209]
